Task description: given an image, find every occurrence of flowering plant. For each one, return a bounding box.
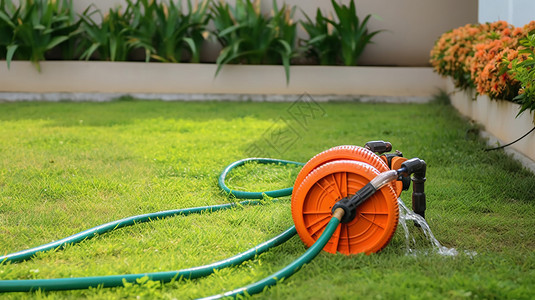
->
[508,33,535,114]
[429,23,485,89]
[467,21,522,100]
[430,20,535,110]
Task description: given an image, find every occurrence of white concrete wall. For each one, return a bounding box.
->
[0,61,445,98]
[479,0,535,27]
[447,79,535,166]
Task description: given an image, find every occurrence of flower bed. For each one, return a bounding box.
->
[431,20,535,162]
[430,20,535,117]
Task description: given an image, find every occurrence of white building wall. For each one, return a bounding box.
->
[479,0,535,27]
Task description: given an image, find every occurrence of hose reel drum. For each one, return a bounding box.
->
[291,142,426,255]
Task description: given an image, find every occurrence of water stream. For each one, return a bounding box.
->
[397,198,462,256]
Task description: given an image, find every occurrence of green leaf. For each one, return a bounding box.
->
[109,38,118,61]
[46,35,69,50]
[183,37,199,63]
[80,43,100,61]
[277,39,292,56]
[0,11,15,28]
[6,44,18,69]
[215,46,234,77]
[219,23,246,38]
[277,39,292,84]
[33,24,46,31]
[308,34,327,45]
[519,60,535,68]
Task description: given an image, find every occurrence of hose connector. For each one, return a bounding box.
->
[400,158,427,220]
[332,170,398,223]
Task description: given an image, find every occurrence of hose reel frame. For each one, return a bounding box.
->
[291,145,404,255]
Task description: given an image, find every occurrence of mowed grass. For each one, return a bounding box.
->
[0,99,534,299]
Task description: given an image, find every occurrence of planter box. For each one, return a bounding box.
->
[447,79,535,162]
[0,61,444,101]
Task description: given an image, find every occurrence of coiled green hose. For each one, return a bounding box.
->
[0,158,339,298]
[218,158,304,199]
[1,200,270,264]
[0,226,297,292]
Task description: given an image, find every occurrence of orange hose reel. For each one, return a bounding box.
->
[291,145,407,255]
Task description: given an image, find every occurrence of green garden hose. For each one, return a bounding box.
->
[0,226,297,292]
[1,158,337,298]
[1,200,272,264]
[202,211,343,300]
[218,158,304,199]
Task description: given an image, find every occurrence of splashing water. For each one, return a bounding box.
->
[397,198,461,256]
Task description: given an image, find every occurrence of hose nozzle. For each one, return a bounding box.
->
[332,170,399,223]
[399,158,427,177]
[399,158,427,220]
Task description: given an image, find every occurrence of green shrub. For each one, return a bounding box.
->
[509,33,535,115]
[300,8,340,65]
[79,4,133,61]
[127,0,210,63]
[79,0,210,63]
[182,0,211,63]
[0,0,17,61]
[212,0,297,83]
[0,0,80,70]
[302,0,381,66]
[0,0,382,76]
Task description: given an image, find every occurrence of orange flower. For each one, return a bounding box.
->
[430,20,524,98]
[513,27,524,36]
[523,21,535,34]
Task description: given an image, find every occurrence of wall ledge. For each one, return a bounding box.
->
[446,79,535,166]
[0,61,444,98]
[0,92,431,103]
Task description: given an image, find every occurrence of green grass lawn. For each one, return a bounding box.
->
[0,98,534,299]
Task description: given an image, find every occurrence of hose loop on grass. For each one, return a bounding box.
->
[1,158,304,265]
[218,158,305,199]
[1,200,264,264]
[0,158,312,295]
[0,226,298,292]
[1,157,346,299]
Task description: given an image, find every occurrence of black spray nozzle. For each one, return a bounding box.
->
[399,158,427,177]
[364,140,392,154]
[398,158,427,221]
